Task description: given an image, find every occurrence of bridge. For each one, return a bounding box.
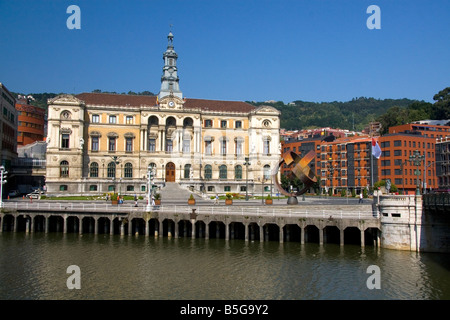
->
[0,201,381,247]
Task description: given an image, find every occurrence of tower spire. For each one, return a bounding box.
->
[158,31,182,100]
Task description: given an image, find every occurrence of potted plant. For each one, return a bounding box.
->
[265,194,273,205]
[110,193,119,205]
[225,193,233,205]
[154,193,161,205]
[188,193,196,205]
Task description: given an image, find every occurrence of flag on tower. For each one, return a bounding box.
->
[371,138,382,159]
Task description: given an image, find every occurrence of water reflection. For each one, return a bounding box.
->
[0,233,449,300]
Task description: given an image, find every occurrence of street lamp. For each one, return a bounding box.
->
[409,150,425,195]
[0,166,7,208]
[244,157,251,201]
[106,155,121,192]
[146,165,155,211]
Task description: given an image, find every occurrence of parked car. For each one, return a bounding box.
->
[8,190,20,197]
[26,190,44,199]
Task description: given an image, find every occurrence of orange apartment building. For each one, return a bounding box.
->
[389,123,450,139]
[16,100,45,146]
[379,132,437,194]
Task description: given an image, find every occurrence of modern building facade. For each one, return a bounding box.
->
[45,33,281,196]
[0,82,18,170]
[16,98,45,146]
[435,136,450,191]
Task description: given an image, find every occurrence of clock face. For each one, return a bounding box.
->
[168,101,175,107]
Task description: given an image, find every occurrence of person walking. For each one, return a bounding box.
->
[214,194,219,205]
[359,192,363,203]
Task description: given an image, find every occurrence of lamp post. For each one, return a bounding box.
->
[244,157,250,201]
[106,155,121,192]
[0,166,7,208]
[146,165,155,211]
[409,150,425,195]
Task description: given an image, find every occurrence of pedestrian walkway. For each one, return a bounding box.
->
[158,182,204,202]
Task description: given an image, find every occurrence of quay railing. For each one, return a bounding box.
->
[2,202,379,219]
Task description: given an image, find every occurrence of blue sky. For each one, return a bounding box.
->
[0,0,449,103]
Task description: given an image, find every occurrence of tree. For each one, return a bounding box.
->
[432,87,450,120]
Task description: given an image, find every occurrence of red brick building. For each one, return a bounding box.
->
[16,100,45,146]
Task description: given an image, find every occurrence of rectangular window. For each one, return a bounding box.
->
[395,178,403,185]
[183,139,190,153]
[236,141,243,155]
[204,120,212,127]
[221,140,227,155]
[126,138,133,152]
[240,186,247,192]
[127,185,134,192]
[235,121,242,129]
[141,185,146,192]
[263,140,270,155]
[126,116,133,124]
[224,186,231,192]
[92,114,100,123]
[148,139,156,152]
[89,185,98,191]
[109,138,116,151]
[109,115,117,124]
[91,137,99,151]
[60,185,68,191]
[221,120,227,128]
[205,141,212,155]
[395,169,402,175]
[394,140,402,147]
[61,134,70,149]
[166,139,173,152]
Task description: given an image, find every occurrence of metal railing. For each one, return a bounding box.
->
[2,202,379,219]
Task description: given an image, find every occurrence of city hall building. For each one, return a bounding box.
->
[45,33,280,196]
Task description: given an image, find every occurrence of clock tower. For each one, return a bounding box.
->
[158,32,183,101]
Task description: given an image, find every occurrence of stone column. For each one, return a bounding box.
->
[300,226,305,244]
[279,224,284,243]
[259,224,264,242]
[110,218,114,235]
[191,221,196,239]
[205,222,209,240]
[360,229,365,247]
[13,215,18,232]
[225,223,229,241]
[145,219,149,237]
[63,216,67,234]
[319,227,324,246]
[128,219,132,236]
[94,218,99,235]
[174,220,179,238]
[340,229,344,246]
[79,217,83,235]
[244,223,249,242]
[25,218,30,233]
[159,220,163,237]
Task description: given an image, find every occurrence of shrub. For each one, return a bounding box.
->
[225,193,232,199]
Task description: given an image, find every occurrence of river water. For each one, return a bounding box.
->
[0,232,449,300]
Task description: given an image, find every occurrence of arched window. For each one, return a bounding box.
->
[264,165,271,180]
[184,164,191,179]
[204,165,212,180]
[90,162,98,178]
[124,163,133,178]
[219,165,227,180]
[60,160,69,177]
[107,162,116,178]
[235,165,242,180]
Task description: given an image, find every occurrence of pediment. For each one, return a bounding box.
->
[48,94,84,106]
[158,95,185,110]
[253,105,280,115]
